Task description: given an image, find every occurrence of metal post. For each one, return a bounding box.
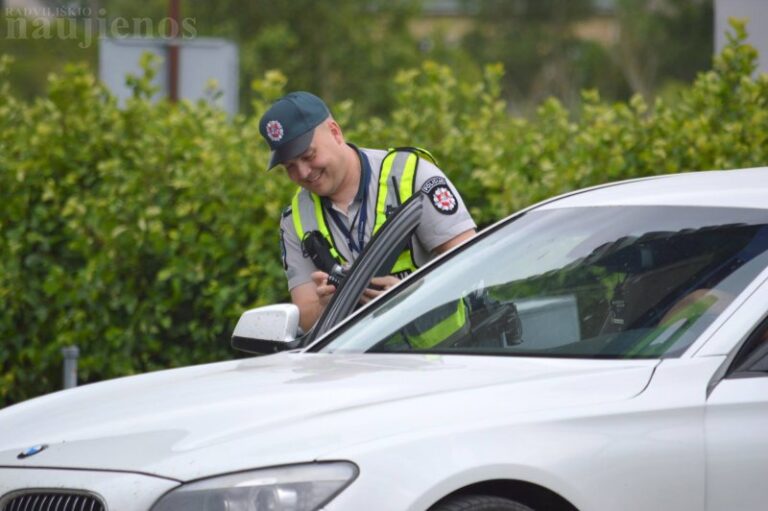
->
[61,346,80,389]
[167,0,181,102]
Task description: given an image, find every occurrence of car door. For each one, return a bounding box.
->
[705,315,768,511]
[304,192,426,344]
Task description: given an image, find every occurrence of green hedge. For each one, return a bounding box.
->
[1,20,767,407]
[0,55,289,405]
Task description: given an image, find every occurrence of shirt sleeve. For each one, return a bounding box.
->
[412,159,476,253]
[280,209,318,291]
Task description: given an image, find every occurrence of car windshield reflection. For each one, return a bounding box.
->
[316,206,768,359]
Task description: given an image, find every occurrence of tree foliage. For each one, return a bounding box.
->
[1,20,767,407]
[4,0,716,116]
[462,0,609,110]
[0,11,97,100]
[460,0,714,110]
[190,0,421,115]
[614,0,714,100]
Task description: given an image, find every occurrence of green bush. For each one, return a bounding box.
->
[1,20,766,407]
[0,55,291,406]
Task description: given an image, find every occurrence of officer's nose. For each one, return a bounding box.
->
[295,160,313,180]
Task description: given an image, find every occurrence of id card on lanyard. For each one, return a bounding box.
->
[325,147,371,257]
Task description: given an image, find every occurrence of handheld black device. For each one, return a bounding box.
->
[302,231,348,288]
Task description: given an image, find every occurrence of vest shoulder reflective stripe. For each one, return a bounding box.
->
[391,152,419,273]
[291,188,346,264]
[291,191,304,240]
[373,150,417,233]
[372,149,420,275]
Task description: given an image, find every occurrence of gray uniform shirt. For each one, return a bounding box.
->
[279,147,476,291]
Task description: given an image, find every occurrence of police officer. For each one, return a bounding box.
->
[259,91,476,331]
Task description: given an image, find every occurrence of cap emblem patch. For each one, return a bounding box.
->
[266,120,284,142]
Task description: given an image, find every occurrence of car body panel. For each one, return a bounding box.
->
[705,375,768,511]
[322,356,725,511]
[0,355,655,482]
[538,167,768,210]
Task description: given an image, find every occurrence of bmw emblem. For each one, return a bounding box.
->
[17,444,48,459]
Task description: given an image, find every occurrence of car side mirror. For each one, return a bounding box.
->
[231,304,301,355]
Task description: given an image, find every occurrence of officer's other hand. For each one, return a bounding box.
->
[312,271,336,307]
[360,276,400,304]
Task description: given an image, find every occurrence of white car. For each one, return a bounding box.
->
[2,168,768,511]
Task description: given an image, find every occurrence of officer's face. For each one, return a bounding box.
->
[283,121,346,197]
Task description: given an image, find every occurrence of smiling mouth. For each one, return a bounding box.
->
[305,169,324,184]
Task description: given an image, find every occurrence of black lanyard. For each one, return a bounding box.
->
[326,148,371,256]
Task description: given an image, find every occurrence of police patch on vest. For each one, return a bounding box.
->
[422,177,457,215]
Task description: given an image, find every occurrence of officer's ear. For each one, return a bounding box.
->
[326,118,345,145]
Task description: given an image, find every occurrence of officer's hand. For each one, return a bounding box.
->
[312,271,336,307]
[360,275,400,304]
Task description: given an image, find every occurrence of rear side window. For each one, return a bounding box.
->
[729,317,768,377]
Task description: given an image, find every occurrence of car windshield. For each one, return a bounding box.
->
[316,206,768,358]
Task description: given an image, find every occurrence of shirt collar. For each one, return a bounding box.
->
[347,143,370,203]
[321,143,370,208]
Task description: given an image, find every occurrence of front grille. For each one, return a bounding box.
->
[1,492,105,511]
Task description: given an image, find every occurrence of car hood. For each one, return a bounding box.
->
[0,352,657,481]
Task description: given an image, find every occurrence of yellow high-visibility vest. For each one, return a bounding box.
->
[291,147,437,275]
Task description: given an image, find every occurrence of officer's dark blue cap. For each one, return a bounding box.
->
[259,91,330,170]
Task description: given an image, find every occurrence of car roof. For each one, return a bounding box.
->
[538,167,768,210]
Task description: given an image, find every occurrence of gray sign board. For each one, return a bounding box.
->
[100,37,239,114]
[716,0,768,74]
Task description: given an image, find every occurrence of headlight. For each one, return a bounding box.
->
[151,462,358,511]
